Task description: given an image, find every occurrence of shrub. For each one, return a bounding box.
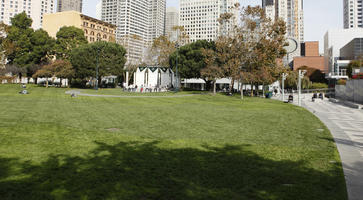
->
[310,82,328,89]
[337,79,347,85]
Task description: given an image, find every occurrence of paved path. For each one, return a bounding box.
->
[301,98,363,200]
[65,90,202,98]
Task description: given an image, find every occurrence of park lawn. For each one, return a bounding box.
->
[0,84,347,200]
[73,88,207,96]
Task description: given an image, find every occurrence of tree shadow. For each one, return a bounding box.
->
[0,141,347,200]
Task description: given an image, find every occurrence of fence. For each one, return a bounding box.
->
[335,79,363,104]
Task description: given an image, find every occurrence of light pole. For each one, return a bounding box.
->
[282,73,288,102]
[298,70,307,106]
[175,43,180,92]
[95,48,101,90]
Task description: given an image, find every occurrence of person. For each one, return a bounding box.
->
[319,93,324,100]
[312,93,317,102]
[140,85,143,93]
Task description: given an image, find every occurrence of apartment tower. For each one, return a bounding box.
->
[165,7,179,41]
[344,0,363,29]
[57,0,82,12]
[0,0,55,29]
[179,0,239,42]
[101,0,166,64]
[262,0,304,65]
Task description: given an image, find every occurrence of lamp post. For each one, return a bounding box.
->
[175,43,180,92]
[298,70,307,106]
[282,73,288,102]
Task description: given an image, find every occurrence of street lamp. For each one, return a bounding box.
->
[175,43,180,92]
[95,48,101,90]
[298,70,307,106]
[282,73,288,102]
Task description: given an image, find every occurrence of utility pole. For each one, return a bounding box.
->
[282,73,288,102]
[298,70,306,106]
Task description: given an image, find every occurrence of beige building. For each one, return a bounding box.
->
[43,11,116,43]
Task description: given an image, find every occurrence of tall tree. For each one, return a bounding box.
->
[201,49,224,95]
[70,41,127,86]
[6,13,55,79]
[169,40,215,80]
[55,26,88,60]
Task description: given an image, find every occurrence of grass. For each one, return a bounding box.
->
[71,88,207,96]
[0,84,347,200]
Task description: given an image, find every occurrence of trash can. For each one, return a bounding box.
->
[265,92,273,99]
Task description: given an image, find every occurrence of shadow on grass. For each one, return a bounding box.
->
[0,142,347,200]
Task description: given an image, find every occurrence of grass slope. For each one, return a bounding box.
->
[0,84,347,200]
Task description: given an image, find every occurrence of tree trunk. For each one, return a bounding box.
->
[60,78,62,88]
[262,84,265,97]
[240,80,243,100]
[213,80,216,95]
[230,78,234,93]
[46,78,49,88]
[250,82,254,97]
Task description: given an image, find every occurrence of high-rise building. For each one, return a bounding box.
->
[96,0,102,20]
[0,0,55,29]
[101,0,166,64]
[165,7,179,41]
[57,0,82,13]
[148,0,166,43]
[262,0,304,65]
[344,0,363,29]
[179,0,239,42]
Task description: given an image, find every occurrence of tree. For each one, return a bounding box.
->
[33,64,55,88]
[346,60,361,78]
[6,13,55,79]
[53,60,75,87]
[70,41,127,86]
[55,26,88,60]
[0,22,14,69]
[297,66,326,83]
[285,70,310,90]
[169,40,215,80]
[201,49,224,95]
[148,35,176,66]
[6,12,34,69]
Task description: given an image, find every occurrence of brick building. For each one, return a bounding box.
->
[293,41,325,72]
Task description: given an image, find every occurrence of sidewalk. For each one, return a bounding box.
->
[302,98,363,200]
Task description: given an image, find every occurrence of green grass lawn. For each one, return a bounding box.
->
[72,88,207,96]
[0,84,347,200]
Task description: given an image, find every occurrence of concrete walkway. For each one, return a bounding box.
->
[301,98,363,200]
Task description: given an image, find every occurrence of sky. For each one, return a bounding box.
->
[83,0,343,53]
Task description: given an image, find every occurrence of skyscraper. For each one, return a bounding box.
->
[101,0,166,64]
[57,0,82,13]
[344,0,363,29]
[0,0,55,29]
[179,0,239,42]
[262,0,304,42]
[165,7,179,41]
[262,0,304,65]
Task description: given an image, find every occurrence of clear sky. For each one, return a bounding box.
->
[83,0,343,53]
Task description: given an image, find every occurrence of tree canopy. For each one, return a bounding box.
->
[5,13,55,77]
[169,40,215,79]
[70,41,127,80]
[55,26,88,60]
